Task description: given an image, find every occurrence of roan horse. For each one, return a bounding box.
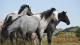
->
[1,8,57,45]
[3,4,32,26]
[22,7,70,45]
[1,4,32,44]
[44,11,70,45]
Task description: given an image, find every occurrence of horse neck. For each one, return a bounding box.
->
[19,9,28,15]
[19,12,26,15]
[55,20,60,26]
[39,17,51,30]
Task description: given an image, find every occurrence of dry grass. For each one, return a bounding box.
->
[0,32,80,45]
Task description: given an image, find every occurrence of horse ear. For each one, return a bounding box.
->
[62,11,67,14]
[27,5,29,8]
[51,8,56,11]
[62,11,65,13]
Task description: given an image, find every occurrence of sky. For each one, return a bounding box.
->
[0,0,80,29]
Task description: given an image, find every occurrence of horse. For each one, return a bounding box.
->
[44,11,70,45]
[1,4,33,44]
[18,4,33,15]
[18,7,70,45]
[2,8,57,45]
[3,4,32,26]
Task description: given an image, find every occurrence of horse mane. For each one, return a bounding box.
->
[41,8,56,19]
[6,16,22,27]
[58,11,66,17]
[3,16,12,26]
[18,4,30,14]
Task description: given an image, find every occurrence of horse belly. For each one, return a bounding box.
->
[27,20,39,32]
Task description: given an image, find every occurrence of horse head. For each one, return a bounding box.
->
[58,11,70,25]
[18,4,32,16]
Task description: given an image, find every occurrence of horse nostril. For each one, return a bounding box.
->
[67,22,70,25]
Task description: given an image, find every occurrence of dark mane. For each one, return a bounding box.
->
[62,11,66,15]
[4,16,12,26]
[58,11,66,20]
[18,4,30,14]
[41,8,56,19]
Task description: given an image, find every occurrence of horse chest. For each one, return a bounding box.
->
[40,19,48,29]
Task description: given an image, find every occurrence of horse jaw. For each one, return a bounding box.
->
[66,21,70,25]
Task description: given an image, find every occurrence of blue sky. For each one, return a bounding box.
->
[0,0,80,29]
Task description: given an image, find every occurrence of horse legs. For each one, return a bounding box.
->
[0,36,5,45]
[22,34,27,45]
[47,31,53,45]
[1,30,9,44]
[31,32,38,45]
[38,34,41,45]
[10,31,18,45]
[9,32,15,45]
[36,30,42,45]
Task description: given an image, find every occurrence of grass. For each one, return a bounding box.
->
[1,41,80,45]
[0,32,80,45]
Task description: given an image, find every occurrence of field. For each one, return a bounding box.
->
[0,32,80,45]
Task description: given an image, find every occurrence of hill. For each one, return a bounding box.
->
[63,26,80,32]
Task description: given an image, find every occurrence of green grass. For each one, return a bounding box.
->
[42,39,80,45]
[0,38,80,45]
[0,32,80,45]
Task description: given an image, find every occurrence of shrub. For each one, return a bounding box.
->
[75,28,80,41]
